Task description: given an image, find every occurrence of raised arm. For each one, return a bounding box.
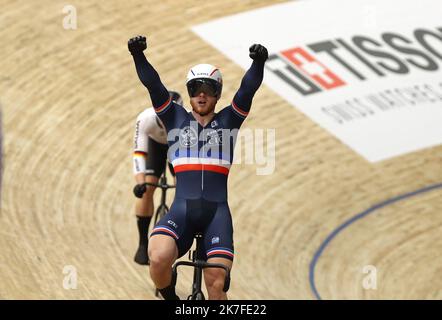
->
[223,44,268,127]
[128,36,170,113]
[232,44,268,116]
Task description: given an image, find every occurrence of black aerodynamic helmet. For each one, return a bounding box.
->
[168,90,183,105]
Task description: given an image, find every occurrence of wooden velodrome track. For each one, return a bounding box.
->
[1,0,441,299]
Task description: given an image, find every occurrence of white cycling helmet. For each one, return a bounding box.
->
[186,64,223,98]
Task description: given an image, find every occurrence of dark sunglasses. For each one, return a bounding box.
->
[186,79,221,98]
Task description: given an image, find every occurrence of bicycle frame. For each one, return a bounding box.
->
[172,233,231,300]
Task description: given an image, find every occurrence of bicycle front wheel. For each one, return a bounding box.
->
[195,292,205,300]
[189,291,205,300]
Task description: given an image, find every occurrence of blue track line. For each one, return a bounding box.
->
[309,182,442,300]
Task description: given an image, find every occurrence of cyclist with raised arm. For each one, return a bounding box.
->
[128,35,268,300]
[132,91,181,265]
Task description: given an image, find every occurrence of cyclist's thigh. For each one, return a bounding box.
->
[202,202,234,262]
[145,137,168,178]
[150,198,194,259]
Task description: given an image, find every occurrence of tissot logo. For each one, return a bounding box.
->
[266,27,442,96]
[193,0,442,162]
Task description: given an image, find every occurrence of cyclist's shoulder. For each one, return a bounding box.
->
[136,107,165,130]
[136,107,156,121]
[172,102,190,116]
[159,101,189,121]
[217,102,235,114]
[215,104,238,124]
[174,108,193,122]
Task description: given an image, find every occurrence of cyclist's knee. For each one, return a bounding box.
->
[149,250,174,270]
[137,192,154,209]
[148,236,177,268]
[144,176,158,191]
[143,185,156,199]
[204,268,226,291]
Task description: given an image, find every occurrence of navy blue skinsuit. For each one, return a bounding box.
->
[131,51,264,261]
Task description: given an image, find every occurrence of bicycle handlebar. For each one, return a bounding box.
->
[172,260,231,293]
[144,181,175,190]
[133,176,175,198]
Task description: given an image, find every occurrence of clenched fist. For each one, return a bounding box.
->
[128,35,147,55]
[249,44,268,62]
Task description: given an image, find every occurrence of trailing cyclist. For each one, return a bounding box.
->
[132,92,181,265]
